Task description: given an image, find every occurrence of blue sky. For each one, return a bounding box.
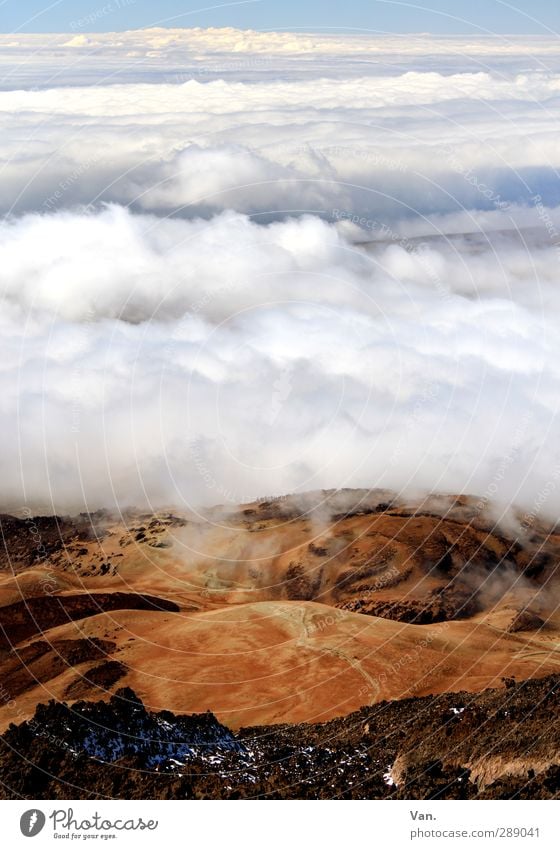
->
[3,0,560,35]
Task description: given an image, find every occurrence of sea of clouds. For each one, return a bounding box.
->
[2,30,560,518]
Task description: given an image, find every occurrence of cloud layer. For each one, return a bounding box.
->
[1,204,560,518]
[2,41,560,218]
[2,30,560,516]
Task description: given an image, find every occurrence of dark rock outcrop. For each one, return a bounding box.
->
[1,675,559,800]
[0,593,179,648]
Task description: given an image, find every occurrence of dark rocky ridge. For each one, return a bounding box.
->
[0,592,179,648]
[1,493,559,796]
[1,675,559,800]
[0,513,108,570]
[1,637,118,698]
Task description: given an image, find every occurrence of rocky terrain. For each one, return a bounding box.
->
[0,489,559,797]
[1,676,559,799]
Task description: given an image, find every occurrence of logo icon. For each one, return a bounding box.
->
[20,810,46,837]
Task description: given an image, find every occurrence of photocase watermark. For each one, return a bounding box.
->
[68,308,96,436]
[19,807,158,837]
[295,144,407,172]
[189,360,297,502]
[532,193,560,262]
[413,241,451,302]
[332,208,380,232]
[43,154,102,211]
[473,411,534,517]
[50,807,158,833]
[161,277,238,365]
[304,608,346,637]
[519,462,560,534]
[0,685,71,751]
[356,620,450,701]
[440,144,510,211]
[20,507,59,595]
[69,0,136,32]
[362,564,403,596]
[332,210,452,304]
[168,56,274,83]
[388,382,440,467]
[337,564,409,612]
[20,809,46,837]
[265,365,294,427]
[188,438,256,505]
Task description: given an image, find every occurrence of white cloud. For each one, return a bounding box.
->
[1,204,559,516]
[1,57,560,217]
[1,30,560,515]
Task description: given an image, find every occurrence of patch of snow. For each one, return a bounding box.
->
[383,765,395,786]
